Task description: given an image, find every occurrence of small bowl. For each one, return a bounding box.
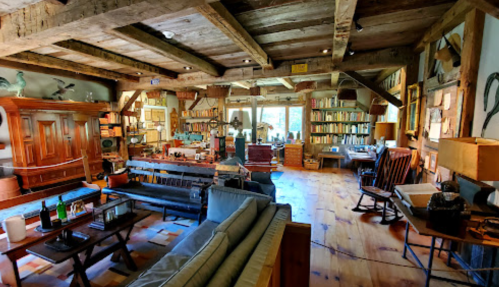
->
[52,219,62,228]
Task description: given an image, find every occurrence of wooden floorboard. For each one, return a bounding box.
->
[274,166,472,287]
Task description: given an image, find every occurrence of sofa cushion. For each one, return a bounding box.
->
[206,203,277,287]
[0,187,100,223]
[127,253,190,287]
[207,186,271,223]
[234,204,291,287]
[214,198,257,250]
[170,220,219,257]
[160,232,229,287]
[107,173,129,188]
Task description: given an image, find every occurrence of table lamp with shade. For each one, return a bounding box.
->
[438,137,499,215]
[229,110,251,163]
[374,122,396,153]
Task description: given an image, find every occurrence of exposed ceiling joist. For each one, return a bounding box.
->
[331,73,340,88]
[45,0,69,4]
[232,81,252,89]
[230,80,358,96]
[4,52,140,82]
[344,71,402,107]
[196,2,274,70]
[277,78,295,90]
[118,46,413,90]
[189,97,203,110]
[414,0,473,52]
[109,25,221,77]
[332,0,358,64]
[0,0,207,57]
[467,0,499,19]
[53,40,178,79]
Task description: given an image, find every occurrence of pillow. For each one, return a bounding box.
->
[214,198,257,250]
[160,232,229,287]
[207,186,271,223]
[107,173,129,188]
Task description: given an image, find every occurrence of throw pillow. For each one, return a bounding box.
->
[107,173,129,188]
[214,197,257,250]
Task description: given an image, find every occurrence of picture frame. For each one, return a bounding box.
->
[406,82,422,136]
[428,151,438,172]
[146,122,156,129]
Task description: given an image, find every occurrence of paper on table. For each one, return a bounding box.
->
[434,90,443,106]
[429,122,441,142]
[444,93,451,110]
[424,155,430,169]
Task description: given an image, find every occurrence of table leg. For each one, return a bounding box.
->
[425,236,436,287]
[71,255,91,287]
[486,248,497,287]
[402,221,409,259]
[11,258,22,287]
[116,232,137,271]
[446,241,453,266]
[321,157,324,169]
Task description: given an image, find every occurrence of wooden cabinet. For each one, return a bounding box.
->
[284,144,304,167]
[0,97,107,189]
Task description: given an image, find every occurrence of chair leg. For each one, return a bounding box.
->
[352,194,365,212]
[380,201,388,224]
[380,201,403,225]
[162,206,167,221]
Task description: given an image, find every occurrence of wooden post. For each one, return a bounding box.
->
[459,8,485,137]
[304,93,312,154]
[81,149,92,183]
[280,223,311,287]
[179,100,186,133]
[218,97,225,136]
[397,58,419,147]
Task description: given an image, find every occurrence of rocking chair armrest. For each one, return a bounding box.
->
[359,174,376,179]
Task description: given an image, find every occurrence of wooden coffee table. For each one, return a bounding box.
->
[26,211,150,287]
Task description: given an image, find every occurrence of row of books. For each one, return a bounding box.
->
[311,123,370,134]
[99,112,121,124]
[181,109,215,118]
[182,122,210,132]
[101,126,122,137]
[311,96,356,109]
[379,69,401,91]
[310,134,370,145]
[311,111,370,122]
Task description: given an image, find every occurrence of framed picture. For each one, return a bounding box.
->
[406,82,422,136]
[428,151,438,172]
[146,122,156,129]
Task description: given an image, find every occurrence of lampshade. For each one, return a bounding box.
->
[230,110,252,129]
[438,137,499,181]
[374,122,396,141]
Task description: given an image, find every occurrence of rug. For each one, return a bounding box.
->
[271,171,284,180]
[16,211,195,287]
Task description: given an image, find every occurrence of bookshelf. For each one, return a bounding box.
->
[310,95,371,145]
[181,108,215,141]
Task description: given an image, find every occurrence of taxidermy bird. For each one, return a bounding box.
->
[481,72,499,137]
[0,71,26,97]
[51,78,75,100]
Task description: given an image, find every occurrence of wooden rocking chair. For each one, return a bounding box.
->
[352,148,412,224]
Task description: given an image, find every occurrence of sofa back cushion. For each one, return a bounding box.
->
[214,198,257,250]
[107,173,129,188]
[207,186,271,223]
[160,232,229,287]
[206,203,277,287]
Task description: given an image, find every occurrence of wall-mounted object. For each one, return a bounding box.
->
[428,151,438,173]
[406,82,422,136]
[207,85,231,98]
[294,81,316,93]
[48,78,75,100]
[170,108,179,136]
[146,90,161,99]
[0,71,26,97]
[176,90,197,100]
[434,33,461,73]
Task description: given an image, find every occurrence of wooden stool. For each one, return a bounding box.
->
[318,152,345,169]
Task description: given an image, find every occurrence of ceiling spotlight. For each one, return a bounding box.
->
[184,66,193,70]
[347,43,355,56]
[243,59,252,63]
[162,31,175,39]
[136,72,143,75]
[322,48,331,54]
[354,17,363,32]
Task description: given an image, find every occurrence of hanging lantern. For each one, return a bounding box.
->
[176,90,197,100]
[207,85,231,98]
[294,81,317,93]
[249,86,261,96]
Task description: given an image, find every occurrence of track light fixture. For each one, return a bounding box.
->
[354,16,363,32]
[347,43,355,56]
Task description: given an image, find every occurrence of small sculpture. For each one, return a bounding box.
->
[51,78,75,100]
[0,71,26,97]
[482,72,499,137]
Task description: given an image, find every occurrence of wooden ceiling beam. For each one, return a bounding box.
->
[414,0,474,52]
[466,0,499,20]
[53,40,178,79]
[121,90,144,114]
[230,80,359,96]
[109,26,221,77]
[343,71,402,107]
[277,78,295,90]
[331,73,340,88]
[196,2,274,70]
[232,81,252,89]
[118,47,414,90]
[332,0,358,64]
[4,52,140,82]
[374,68,400,84]
[0,0,207,57]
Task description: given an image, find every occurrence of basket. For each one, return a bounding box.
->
[304,161,320,170]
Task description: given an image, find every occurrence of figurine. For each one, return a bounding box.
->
[51,78,75,100]
[70,200,87,217]
[0,71,26,97]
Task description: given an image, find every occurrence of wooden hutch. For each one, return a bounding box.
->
[0,97,106,189]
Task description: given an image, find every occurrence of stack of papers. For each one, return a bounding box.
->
[395,183,440,208]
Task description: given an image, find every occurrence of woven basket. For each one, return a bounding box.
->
[207,85,231,98]
[176,90,197,100]
[304,161,320,170]
[369,104,388,115]
[146,90,161,99]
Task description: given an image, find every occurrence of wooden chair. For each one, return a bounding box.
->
[352,148,412,224]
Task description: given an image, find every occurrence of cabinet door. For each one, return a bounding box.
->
[33,114,61,166]
[73,118,90,159]
[90,117,102,159]
[60,115,74,161]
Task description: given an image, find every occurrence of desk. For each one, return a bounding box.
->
[392,198,497,287]
[318,152,345,168]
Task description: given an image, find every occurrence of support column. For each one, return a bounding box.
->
[178,100,186,132]
[251,97,257,143]
[304,93,312,153]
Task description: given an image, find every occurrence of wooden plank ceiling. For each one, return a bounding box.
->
[0,0,458,91]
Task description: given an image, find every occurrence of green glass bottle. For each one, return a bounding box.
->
[56,195,68,223]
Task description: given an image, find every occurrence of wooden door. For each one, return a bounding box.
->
[90,117,102,160]
[73,115,90,159]
[60,115,74,161]
[33,113,61,166]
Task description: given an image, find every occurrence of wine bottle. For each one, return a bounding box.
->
[39,200,52,229]
[56,196,68,223]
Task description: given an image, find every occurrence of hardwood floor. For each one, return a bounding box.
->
[274,166,471,287]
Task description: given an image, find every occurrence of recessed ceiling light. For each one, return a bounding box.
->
[322,49,330,54]
[184,66,193,70]
[162,31,175,39]
[243,59,252,63]
[136,72,143,75]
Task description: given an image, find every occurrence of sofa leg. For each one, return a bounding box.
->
[162,206,167,221]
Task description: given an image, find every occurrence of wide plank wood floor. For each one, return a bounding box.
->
[274,166,472,287]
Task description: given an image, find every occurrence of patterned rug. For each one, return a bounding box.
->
[17,212,196,287]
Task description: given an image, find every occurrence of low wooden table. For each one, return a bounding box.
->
[26,211,151,287]
[318,152,345,169]
[392,198,496,287]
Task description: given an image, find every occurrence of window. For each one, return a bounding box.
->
[258,107,286,141]
[289,107,303,140]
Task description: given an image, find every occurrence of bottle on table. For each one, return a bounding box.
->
[56,195,68,223]
[39,200,52,229]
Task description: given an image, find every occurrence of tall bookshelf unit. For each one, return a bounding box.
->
[310,96,371,146]
[180,108,216,140]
